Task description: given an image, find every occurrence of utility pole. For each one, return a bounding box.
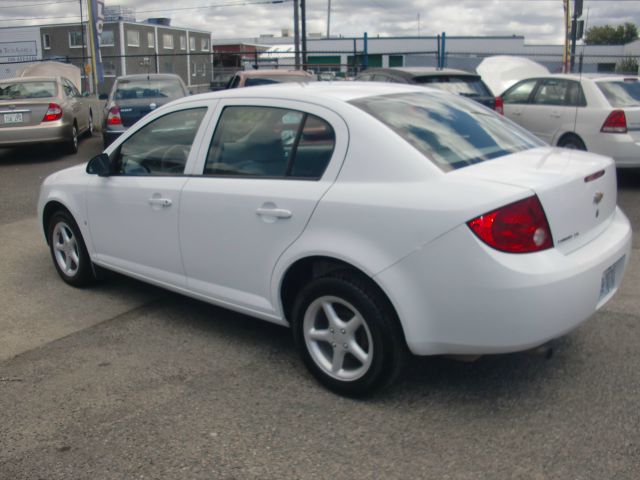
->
[293,0,300,69]
[301,0,307,69]
[326,0,331,38]
[79,0,89,92]
[570,0,583,72]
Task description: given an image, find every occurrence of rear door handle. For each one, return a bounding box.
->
[148,197,172,207]
[255,207,292,219]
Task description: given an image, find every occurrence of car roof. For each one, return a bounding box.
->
[361,67,479,78]
[116,73,183,81]
[237,69,314,78]
[173,81,438,106]
[515,73,640,82]
[0,76,61,83]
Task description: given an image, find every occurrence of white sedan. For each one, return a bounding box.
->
[38,82,632,396]
[498,74,640,167]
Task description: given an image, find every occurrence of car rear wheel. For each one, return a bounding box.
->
[48,211,95,287]
[66,123,79,154]
[292,272,406,396]
[558,134,586,151]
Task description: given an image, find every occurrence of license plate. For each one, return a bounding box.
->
[599,256,625,301]
[4,113,23,124]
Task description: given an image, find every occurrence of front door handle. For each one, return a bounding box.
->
[256,207,292,219]
[148,197,172,207]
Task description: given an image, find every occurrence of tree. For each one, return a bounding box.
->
[584,22,638,45]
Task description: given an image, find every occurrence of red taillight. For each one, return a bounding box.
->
[601,110,627,133]
[42,103,63,122]
[107,106,122,126]
[494,96,504,115]
[467,196,553,253]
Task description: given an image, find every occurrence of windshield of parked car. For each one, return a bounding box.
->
[351,92,544,171]
[597,79,640,107]
[244,76,315,87]
[412,75,492,98]
[114,78,185,101]
[0,81,57,100]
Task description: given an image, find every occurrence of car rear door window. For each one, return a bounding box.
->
[113,107,206,175]
[532,79,576,106]
[204,106,335,179]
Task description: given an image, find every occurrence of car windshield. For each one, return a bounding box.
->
[597,79,640,107]
[0,81,57,100]
[115,78,184,100]
[350,92,543,172]
[412,75,492,98]
[244,76,315,87]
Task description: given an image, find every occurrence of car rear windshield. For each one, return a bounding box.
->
[244,76,315,87]
[0,81,57,100]
[597,79,640,107]
[350,92,543,171]
[412,75,492,98]
[115,78,185,100]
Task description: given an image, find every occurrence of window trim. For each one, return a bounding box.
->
[180,36,186,51]
[42,33,51,50]
[147,31,155,48]
[100,29,115,47]
[68,31,85,49]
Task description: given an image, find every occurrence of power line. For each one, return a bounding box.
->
[0,0,291,23]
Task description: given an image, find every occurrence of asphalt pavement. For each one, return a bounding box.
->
[1,139,639,479]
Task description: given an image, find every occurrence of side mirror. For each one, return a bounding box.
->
[86,153,111,177]
[98,93,108,101]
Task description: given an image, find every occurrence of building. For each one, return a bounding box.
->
[40,19,212,94]
[0,19,212,94]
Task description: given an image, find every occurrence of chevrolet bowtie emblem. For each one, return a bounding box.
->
[593,192,604,205]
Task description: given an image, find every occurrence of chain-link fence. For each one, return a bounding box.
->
[0,48,637,95]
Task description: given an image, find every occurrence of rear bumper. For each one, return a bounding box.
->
[375,207,632,356]
[586,132,640,168]
[0,121,70,147]
[102,128,126,147]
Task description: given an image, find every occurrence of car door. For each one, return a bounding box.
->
[522,78,583,144]
[61,78,85,129]
[86,105,210,286]
[501,78,540,131]
[179,100,348,317]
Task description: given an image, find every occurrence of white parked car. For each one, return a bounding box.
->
[498,74,640,167]
[38,83,632,396]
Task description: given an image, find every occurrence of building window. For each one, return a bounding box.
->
[180,36,186,50]
[127,30,140,47]
[42,34,51,50]
[190,36,196,51]
[103,61,117,77]
[69,31,85,48]
[100,30,114,46]
[201,38,209,51]
[163,34,174,49]
[191,61,197,77]
[147,32,155,48]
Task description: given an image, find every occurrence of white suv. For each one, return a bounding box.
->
[499,74,640,167]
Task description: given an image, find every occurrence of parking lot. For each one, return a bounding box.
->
[1,138,639,479]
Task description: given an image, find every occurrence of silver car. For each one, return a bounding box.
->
[0,76,94,153]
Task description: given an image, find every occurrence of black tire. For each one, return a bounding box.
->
[558,134,586,151]
[292,271,407,397]
[47,210,95,287]
[66,123,79,154]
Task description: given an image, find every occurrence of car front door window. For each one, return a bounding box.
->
[114,108,206,175]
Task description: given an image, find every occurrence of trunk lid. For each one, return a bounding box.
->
[453,147,617,254]
[0,99,52,127]
[114,100,167,127]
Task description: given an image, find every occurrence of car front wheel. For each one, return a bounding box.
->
[48,211,95,287]
[66,123,79,154]
[292,272,406,396]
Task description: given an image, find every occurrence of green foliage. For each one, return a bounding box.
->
[616,57,639,74]
[584,22,638,45]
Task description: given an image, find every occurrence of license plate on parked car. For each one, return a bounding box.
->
[600,256,625,301]
[4,113,23,124]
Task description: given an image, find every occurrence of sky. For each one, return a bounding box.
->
[0,0,639,44]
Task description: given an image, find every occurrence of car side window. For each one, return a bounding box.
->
[566,81,587,107]
[532,79,574,106]
[502,79,538,104]
[204,106,335,179]
[112,108,207,176]
[62,79,75,98]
